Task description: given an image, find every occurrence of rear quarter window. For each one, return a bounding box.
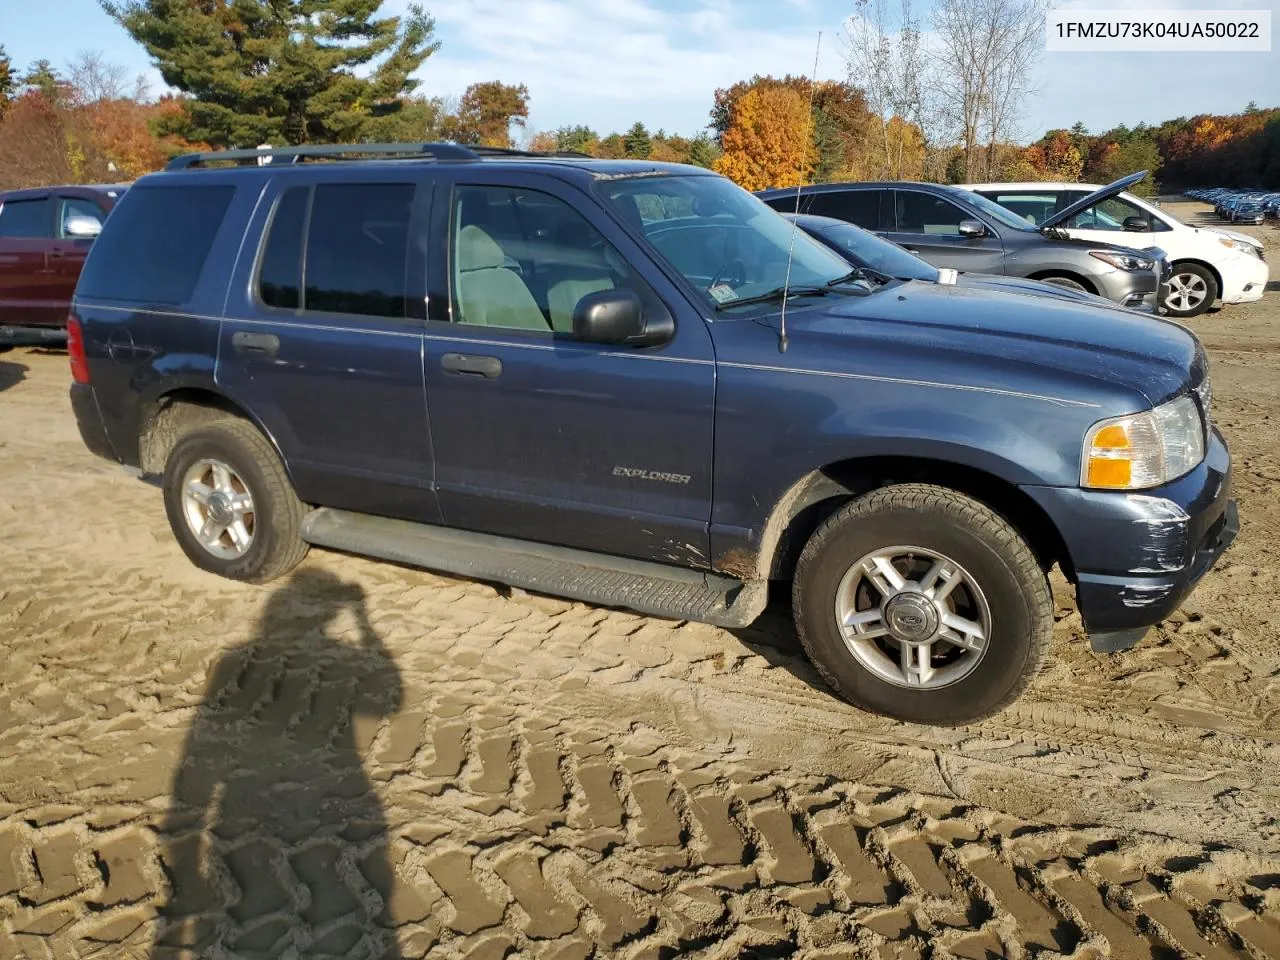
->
[77,184,235,305]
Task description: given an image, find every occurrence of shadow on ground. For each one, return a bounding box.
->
[149,568,404,959]
[0,358,27,393]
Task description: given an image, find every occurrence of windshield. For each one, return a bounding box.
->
[960,189,1038,231]
[598,175,854,308]
[807,219,937,282]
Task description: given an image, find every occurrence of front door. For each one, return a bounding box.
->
[49,195,104,315]
[217,176,439,524]
[884,189,1005,273]
[0,195,57,328]
[423,172,716,567]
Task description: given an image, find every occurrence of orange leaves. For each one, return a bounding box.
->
[714,84,816,192]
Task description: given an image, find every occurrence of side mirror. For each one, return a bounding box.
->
[957,219,986,238]
[64,215,103,239]
[572,288,673,348]
[1122,215,1149,232]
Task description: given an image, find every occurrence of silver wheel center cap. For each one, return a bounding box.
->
[207,492,234,527]
[883,593,940,643]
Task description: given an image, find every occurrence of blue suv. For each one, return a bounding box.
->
[68,143,1237,725]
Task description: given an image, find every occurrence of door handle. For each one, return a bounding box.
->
[231,331,280,357]
[441,352,502,379]
[49,249,65,259]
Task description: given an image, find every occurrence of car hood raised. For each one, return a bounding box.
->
[800,279,1200,406]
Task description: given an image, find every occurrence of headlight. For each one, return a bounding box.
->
[1089,250,1153,272]
[1219,236,1261,258]
[1082,395,1205,489]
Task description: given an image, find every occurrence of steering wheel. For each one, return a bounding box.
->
[707,257,747,293]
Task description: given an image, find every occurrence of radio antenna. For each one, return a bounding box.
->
[777,29,822,354]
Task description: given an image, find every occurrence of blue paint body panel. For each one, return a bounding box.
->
[68,156,1234,642]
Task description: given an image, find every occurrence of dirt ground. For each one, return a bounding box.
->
[1,200,1278,959]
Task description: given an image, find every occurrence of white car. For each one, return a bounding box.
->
[957,172,1269,318]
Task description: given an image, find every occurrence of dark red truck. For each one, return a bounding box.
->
[0,183,127,350]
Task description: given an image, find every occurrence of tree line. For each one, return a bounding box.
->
[1,0,1276,194]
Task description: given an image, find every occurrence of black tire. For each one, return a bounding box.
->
[162,418,308,583]
[1039,275,1089,293]
[1164,262,1217,318]
[792,484,1052,725]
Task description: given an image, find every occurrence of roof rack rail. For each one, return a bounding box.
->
[165,142,481,171]
[165,141,593,171]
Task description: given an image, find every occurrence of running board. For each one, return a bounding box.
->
[301,508,768,629]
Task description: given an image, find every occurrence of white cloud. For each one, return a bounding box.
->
[396,0,845,135]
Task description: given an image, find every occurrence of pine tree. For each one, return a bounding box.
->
[0,46,13,117]
[624,122,651,159]
[101,0,440,147]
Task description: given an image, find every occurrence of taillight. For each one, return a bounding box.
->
[67,314,90,384]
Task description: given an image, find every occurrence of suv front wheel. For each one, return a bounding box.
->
[792,484,1052,725]
[162,419,309,583]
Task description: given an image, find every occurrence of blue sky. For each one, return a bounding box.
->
[3,0,1278,139]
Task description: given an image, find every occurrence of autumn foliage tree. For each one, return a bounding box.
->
[442,81,529,148]
[715,84,816,191]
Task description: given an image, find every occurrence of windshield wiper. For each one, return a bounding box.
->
[715,278,873,311]
[824,269,865,287]
[713,284,834,311]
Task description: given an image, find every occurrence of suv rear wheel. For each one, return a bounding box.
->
[792,484,1052,725]
[162,419,308,583]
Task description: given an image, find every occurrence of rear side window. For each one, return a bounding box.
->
[258,187,308,310]
[806,190,883,229]
[304,183,414,318]
[0,198,52,238]
[78,185,234,305]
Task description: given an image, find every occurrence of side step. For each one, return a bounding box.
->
[301,508,768,630]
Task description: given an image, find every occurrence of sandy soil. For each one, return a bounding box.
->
[1,200,1278,958]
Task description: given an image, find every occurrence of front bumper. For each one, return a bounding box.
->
[1220,254,1269,305]
[0,324,67,347]
[1094,267,1159,312]
[1021,427,1235,652]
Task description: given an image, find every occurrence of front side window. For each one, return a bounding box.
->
[599,175,852,308]
[895,191,969,236]
[451,185,635,333]
[0,198,51,238]
[1066,192,1163,232]
[57,197,103,238]
[304,183,414,318]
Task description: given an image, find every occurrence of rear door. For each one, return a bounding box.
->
[883,189,1004,272]
[49,194,107,315]
[217,174,440,524]
[0,195,57,328]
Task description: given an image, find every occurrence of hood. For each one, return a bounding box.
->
[955,272,1118,307]
[797,280,1200,407]
[1041,170,1148,229]
[1205,226,1265,250]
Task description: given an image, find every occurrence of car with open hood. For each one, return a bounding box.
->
[67,145,1236,726]
[959,172,1269,318]
[756,178,1170,313]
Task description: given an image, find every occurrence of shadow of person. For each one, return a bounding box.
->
[0,357,27,393]
[150,569,403,959]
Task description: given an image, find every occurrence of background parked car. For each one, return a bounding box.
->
[0,183,127,351]
[958,173,1268,319]
[783,212,1128,309]
[757,178,1168,312]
